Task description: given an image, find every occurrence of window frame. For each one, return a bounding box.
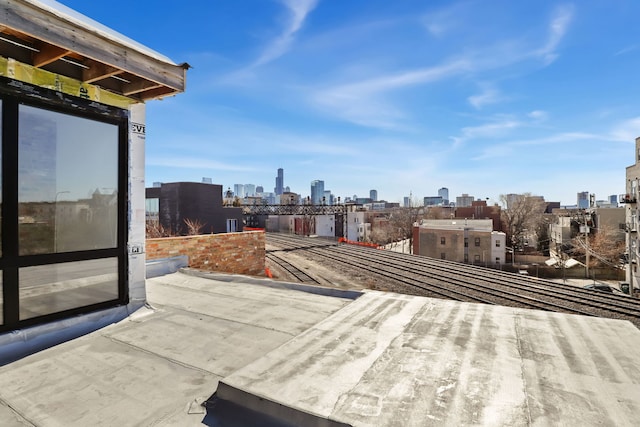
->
[0,77,129,332]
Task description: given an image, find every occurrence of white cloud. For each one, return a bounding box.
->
[527,110,549,121]
[254,0,319,67]
[312,59,472,128]
[468,86,502,109]
[472,132,599,160]
[609,117,640,142]
[421,2,470,38]
[615,45,639,56]
[459,119,521,140]
[534,4,574,65]
[147,156,257,171]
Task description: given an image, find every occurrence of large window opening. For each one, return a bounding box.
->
[0,80,128,331]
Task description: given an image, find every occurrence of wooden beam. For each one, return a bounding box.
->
[138,86,178,101]
[82,62,123,83]
[33,42,70,67]
[122,79,162,96]
[2,0,186,93]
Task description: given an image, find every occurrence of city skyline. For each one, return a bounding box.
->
[223,170,617,208]
[57,1,640,205]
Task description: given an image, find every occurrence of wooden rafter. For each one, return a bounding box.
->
[82,61,123,83]
[0,0,187,99]
[122,79,163,96]
[33,42,70,67]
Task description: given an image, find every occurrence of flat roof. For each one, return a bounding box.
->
[0,0,187,100]
[1,271,639,426]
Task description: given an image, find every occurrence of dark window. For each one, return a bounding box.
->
[496,240,501,247]
[474,254,481,262]
[464,254,469,262]
[441,237,445,245]
[440,252,446,260]
[0,80,128,331]
[475,237,480,247]
[464,238,468,248]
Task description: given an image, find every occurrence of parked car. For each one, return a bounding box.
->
[583,283,624,295]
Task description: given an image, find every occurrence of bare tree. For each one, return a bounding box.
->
[183,218,205,235]
[571,225,625,268]
[146,220,172,238]
[499,193,546,251]
[387,199,423,253]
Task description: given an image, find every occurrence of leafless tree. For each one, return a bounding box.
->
[387,199,423,253]
[184,218,205,235]
[499,193,546,250]
[571,225,625,268]
[146,220,172,238]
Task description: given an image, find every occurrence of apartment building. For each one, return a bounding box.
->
[413,219,506,265]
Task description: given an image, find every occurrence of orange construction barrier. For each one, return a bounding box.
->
[265,267,273,278]
[338,237,380,249]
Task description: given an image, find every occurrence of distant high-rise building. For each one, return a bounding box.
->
[370,189,378,201]
[244,184,256,197]
[284,186,290,193]
[202,177,212,184]
[311,180,325,205]
[456,193,474,208]
[256,185,264,193]
[275,168,284,195]
[324,190,332,205]
[424,196,443,206]
[234,184,244,199]
[438,187,449,205]
[403,196,410,208]
[577,191,589,209]
[609,194,618,206]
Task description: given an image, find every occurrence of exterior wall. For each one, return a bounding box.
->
[346,211,367,241]
[146,231,265,276]
[491,232,507,265]
[315,215,336,237]
[146,182,244,235]
[415,222,504,264]
[129,103,147,307]
[625,136,640,290]
[594,207,625,241]
[550,216,573,251]
[455,203,502,231]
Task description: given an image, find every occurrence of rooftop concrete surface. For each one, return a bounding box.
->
[1,270,639,426]
[218,292,640,426]
[0,271,355,426]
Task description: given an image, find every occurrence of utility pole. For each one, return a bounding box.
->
[583,224,590,280]
[628,223,635,298]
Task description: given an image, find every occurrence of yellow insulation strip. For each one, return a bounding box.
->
[0,57,136,109]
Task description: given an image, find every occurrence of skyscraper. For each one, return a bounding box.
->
[456,193,474,207]
[438,187,449,205]
[275,168,284,196]
[577,191,589,209]
[311,180,325,205]
[244,184,256,197]
[370,189,378,201]
[233,184,244,199]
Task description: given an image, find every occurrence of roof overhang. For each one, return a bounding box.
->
[0,0,188,101]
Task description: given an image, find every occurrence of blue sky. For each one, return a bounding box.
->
[58,0,640,205]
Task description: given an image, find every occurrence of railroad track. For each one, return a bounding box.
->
[266,252,320,284]
[266,233,640,328]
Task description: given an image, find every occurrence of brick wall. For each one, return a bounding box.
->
[146,231,265,276]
